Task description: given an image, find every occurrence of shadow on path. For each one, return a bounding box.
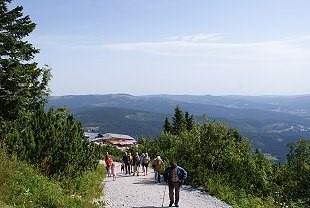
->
[132,206,169,208]
[132,177,158,185]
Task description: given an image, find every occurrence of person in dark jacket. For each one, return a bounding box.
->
[132,152,140,176]
[164,162,187,207]
[122,152,131,175]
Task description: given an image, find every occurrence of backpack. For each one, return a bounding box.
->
[143,156,150,164]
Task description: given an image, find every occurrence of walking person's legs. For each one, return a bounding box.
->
[143,164,146,175]
[133,165,137,176]
[112,169,116,181]
[125,163,129,174]
[127,163,131,174]
[168,182,180,207]
[174,184,180,206]
[145,165,148,175]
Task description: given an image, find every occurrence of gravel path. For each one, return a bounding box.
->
[98,162,232,208]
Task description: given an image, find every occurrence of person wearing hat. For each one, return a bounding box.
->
[164,162,187,207]
[152,156,164,183]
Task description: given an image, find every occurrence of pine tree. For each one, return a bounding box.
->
[0,1,99,179]
[172,106,185,135]
[163,117,172,133]
[0,0,51,120]
[184,111,194,131]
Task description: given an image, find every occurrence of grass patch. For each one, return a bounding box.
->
[206,175,276,208]
[0,149,105,208]
[59,164,106,202]
[0,200,12,208]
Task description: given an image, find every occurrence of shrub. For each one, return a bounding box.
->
[0,149,104,208]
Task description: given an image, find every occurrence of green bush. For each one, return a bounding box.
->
[1,107,100,178]
[0,149,104,208]
[136,107,310,207]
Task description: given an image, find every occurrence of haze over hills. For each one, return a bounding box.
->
[48,94,310,162]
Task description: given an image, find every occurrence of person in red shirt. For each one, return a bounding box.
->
[106,155,113,177]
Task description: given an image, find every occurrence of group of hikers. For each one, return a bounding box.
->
[104,151,187,207]
[121,152,152,176]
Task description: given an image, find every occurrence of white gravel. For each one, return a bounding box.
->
[96,162,232,208]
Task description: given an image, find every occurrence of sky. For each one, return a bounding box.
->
[11,0,310,96]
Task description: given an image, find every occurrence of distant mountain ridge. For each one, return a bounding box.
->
[48,94,310,162]
[49,93,310,118]
[143,94,310,117]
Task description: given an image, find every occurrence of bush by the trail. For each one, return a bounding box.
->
[1,107,100,178]
[0,149,105,208]
[135,107,310,207]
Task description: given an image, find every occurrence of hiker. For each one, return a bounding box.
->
[153,156,164,183]
[140,153,145,174]
[106,156,113,177]
[104,152,110,172]
[164,162,187,207]
[129,152,133,173]
[132,152,140,176]
[142,152,150,176]
[122,152,131,175]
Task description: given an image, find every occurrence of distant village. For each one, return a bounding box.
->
[84,129,137,149]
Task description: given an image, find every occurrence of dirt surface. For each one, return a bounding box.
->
[97,162,232,208]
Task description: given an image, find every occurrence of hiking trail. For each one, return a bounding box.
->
[95,162,232,208]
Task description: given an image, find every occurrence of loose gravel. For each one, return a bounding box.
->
[96,162,232,208]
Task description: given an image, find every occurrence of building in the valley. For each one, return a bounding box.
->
[85,132,137,148]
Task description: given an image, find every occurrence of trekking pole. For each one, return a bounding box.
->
[161,183,167,207]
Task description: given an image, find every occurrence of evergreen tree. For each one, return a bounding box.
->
[0,0,51,120]
[0,1,99,179]
[172,105,185,135]
[184,111,194,131]
[163,117,172,133]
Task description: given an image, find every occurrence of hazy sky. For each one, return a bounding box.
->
[12,0,310,96]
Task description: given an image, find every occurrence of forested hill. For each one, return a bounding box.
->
[48,94,310,162]
[74,106,166,138]
[49,94,310,118]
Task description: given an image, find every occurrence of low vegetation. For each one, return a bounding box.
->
[134,106,310,208]
[0,149,105,208]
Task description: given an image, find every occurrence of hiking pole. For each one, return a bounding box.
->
[161,183,167,207]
